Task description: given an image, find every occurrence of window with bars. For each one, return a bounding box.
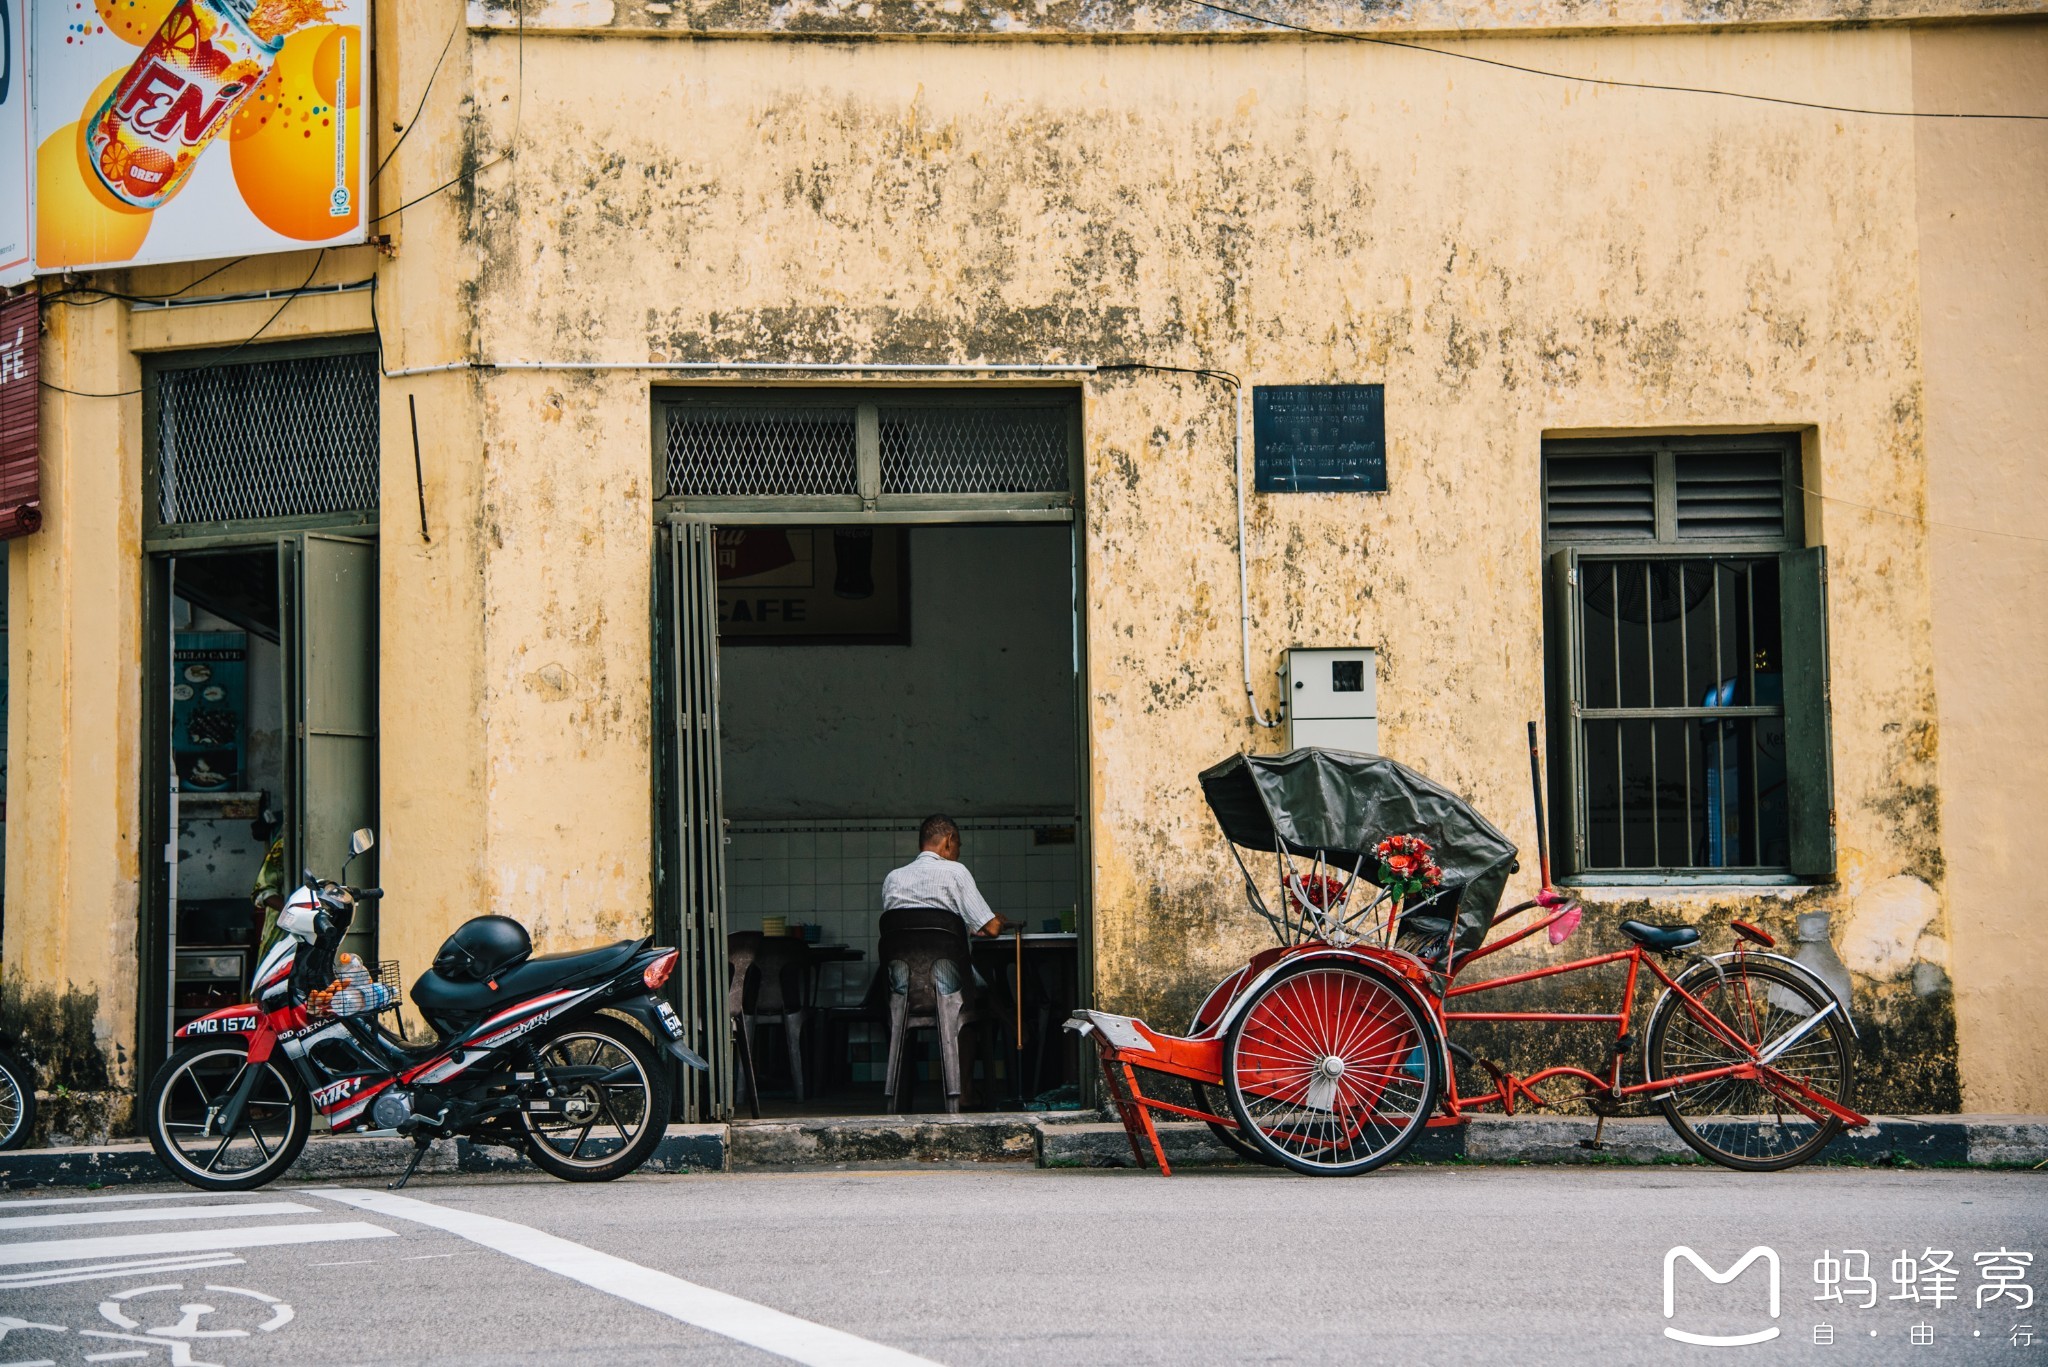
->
[659,391,1076,509]
[1543,436,1834,880]
[151,349,380,528]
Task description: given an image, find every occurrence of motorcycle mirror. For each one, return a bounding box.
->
[349,828,376,856]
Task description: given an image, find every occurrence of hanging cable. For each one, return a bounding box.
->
[1178,0,2048,122]
[37,256,253,309]
[371,11,462,189]
[375,0,525,226]
[39,250,329,399]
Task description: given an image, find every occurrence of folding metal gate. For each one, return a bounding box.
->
[658,521,734,1121]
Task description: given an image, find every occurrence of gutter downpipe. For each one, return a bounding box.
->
[1231,380,1283,730]
[380,356,1280,728]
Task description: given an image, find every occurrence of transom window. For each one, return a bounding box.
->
[1543,435,1834,881]
[657,390,1078,516]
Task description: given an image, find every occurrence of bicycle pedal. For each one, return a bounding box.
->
[1578,1138,1608,1151]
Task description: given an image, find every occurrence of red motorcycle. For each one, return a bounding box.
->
[144,829,705,1192]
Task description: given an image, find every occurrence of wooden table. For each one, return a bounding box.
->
[970,931,1080,1102]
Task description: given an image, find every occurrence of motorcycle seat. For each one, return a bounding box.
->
[411,938,646,1019]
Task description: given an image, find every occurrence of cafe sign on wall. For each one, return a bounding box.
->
[0,292,38,538]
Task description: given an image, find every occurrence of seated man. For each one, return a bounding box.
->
[880,814,1008,997]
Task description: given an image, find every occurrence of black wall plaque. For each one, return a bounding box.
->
[1252,384,1386,493]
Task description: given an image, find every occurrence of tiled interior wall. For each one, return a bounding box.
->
[727,817,1080,1006]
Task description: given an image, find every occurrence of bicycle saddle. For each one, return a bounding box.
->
[1618,920,1701,953]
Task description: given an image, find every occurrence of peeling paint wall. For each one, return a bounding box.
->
[10,1,2040,1110]
[1911,25,2048,1113]
[451,20,1973,1110]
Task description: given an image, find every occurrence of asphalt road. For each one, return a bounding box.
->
[0,1165,2040,1366]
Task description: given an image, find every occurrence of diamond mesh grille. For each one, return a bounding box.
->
[155,351,380,526]
[879,404,1071,494]
[664,404,858,497]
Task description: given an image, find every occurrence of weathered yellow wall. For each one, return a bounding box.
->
[456,24,1960,1104]
[1913,21,2048,1112]
[14,5,2038,1110]
[7,252,382,1084]
[7,296,144,1083]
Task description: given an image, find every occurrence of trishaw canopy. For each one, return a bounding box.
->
[1199,748,1520,955]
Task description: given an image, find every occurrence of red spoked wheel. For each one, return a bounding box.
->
[1224,961,1440,1176]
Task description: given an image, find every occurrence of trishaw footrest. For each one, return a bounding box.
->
[1065,1010,1156,1053]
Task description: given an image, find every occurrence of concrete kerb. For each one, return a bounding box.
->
[1034,1114,2048,1169]
[0,1124,728,1190]
[1,1115,2040,1187]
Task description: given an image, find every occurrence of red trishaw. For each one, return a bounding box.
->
[1069,733,1868,1176]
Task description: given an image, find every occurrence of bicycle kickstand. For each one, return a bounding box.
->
[1579,1114,1608,1152]
[390,1135,435,1191]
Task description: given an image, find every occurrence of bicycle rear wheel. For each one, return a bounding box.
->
[1646,958,1855,1172]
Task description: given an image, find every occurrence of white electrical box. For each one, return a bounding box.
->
[1284,647,1379,755]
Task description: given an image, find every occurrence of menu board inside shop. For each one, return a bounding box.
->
[1253,385,1387,494]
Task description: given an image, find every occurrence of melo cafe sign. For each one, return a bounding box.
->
[0,0,373,540]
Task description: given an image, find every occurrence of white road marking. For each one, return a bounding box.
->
[202,1286,291,1332]
[0,1202,317,1232]
[315,1188,945,1367]
[78,1331,222,1367]
[0,1195,216,1209]
[0,1257,245,1291]
[96,1285,183,1329]
[84,1353,149,1362]
[0,1222,397,1266]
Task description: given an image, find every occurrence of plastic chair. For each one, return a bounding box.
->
[878,921,984,1114]
[880,906,968,936]
[727,931,812,1118]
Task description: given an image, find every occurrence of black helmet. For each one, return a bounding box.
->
[432,915,533,983]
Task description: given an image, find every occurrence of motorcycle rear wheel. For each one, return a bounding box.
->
[0,1048,38,1151]
[521,1016,673,1182]
[145,1046,311,1192]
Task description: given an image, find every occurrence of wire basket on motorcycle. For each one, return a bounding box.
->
[305,956,403,1020]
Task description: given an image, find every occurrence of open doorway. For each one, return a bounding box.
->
[143,535,378,1066]
[661,520,1088,1120]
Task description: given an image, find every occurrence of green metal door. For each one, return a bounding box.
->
[280,533,379,965]
[658,520,733,1121]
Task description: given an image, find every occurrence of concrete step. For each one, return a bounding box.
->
[726,1111,1064,1167]
[0,1124,726,1190]
[1036,1113,2048,1169]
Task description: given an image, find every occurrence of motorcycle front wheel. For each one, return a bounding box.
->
[521,1016,673,1182]
[0,1049,37,1151]
[145,1046,311,1191]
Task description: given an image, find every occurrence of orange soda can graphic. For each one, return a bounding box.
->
[87,0,331,210]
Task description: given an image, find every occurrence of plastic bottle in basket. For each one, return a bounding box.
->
[330,980,395,1017]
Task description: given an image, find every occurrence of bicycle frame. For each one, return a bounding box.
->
[1427,896,1865,1131]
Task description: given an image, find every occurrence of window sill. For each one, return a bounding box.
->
[1561,878,1818,898]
